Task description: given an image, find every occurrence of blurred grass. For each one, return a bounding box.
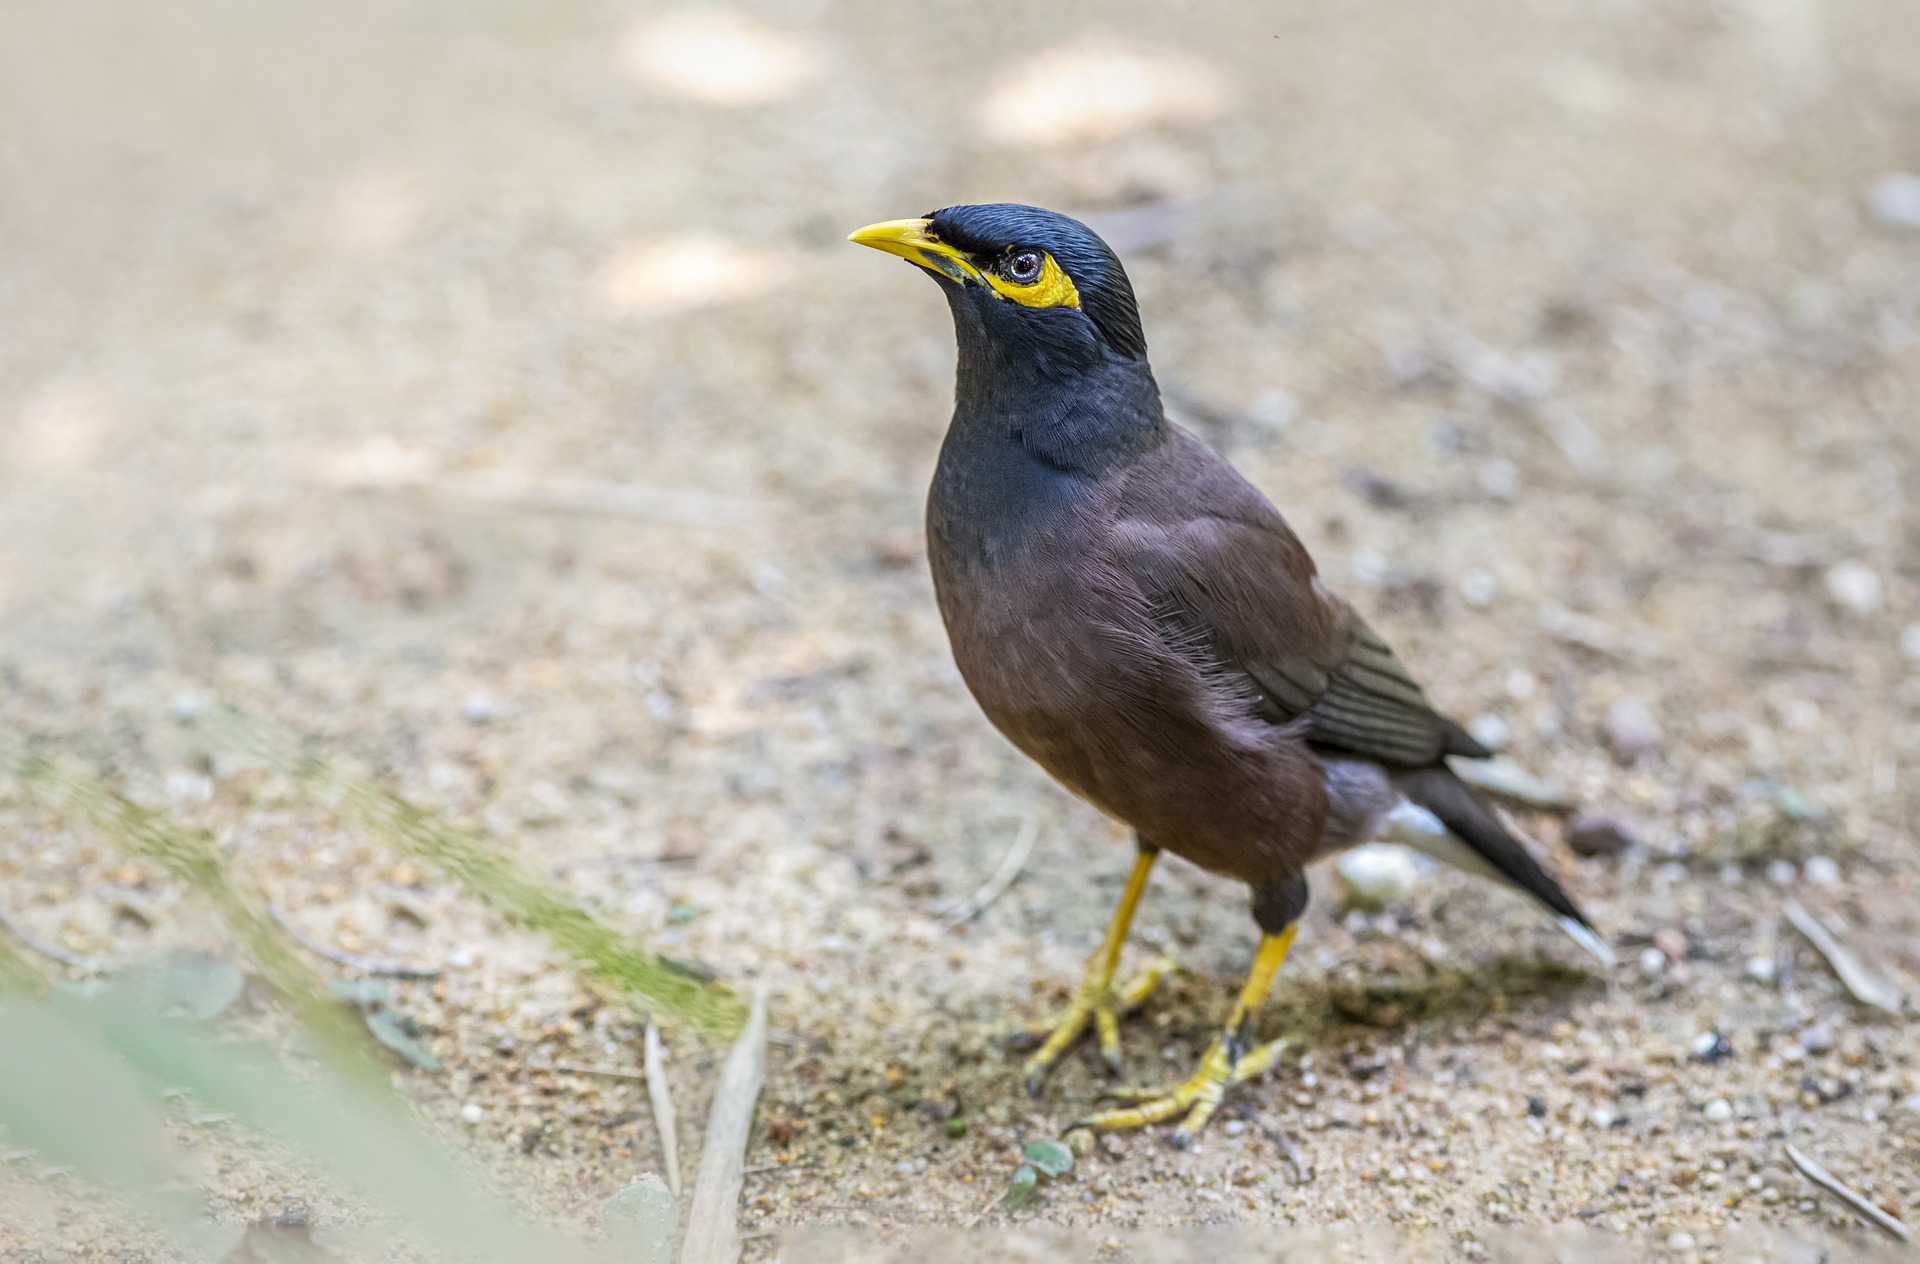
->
[199,706,746,1036]
[0,727,369,1058]
[0,927,49,997]
[0,986,608,1262]
[0,720,683,1260]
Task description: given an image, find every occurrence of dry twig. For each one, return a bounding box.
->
[1783,898,1905,1014]
[938,816,1039,928]
[645,1023,682,1197]
[0,908,105,974]
[197,708,745,1036]
[679,984,768,1264]
[1784,1143,1912,1242]
[553,1061,646,1082]
[267,904,440,979]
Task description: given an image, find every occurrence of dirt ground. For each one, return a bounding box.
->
[3,0,1920,1258]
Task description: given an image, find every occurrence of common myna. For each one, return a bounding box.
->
[850,204,1607,1142]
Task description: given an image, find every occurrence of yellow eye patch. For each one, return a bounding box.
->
[982,252,1081,310]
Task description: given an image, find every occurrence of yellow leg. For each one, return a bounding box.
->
[1073,923,1299,1145]
[1020,848,1173,1093]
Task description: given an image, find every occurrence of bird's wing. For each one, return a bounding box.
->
[1113,444,1487,768]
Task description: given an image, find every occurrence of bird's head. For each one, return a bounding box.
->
[849,203,1146,370]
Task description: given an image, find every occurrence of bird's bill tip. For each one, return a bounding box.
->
[846,217,932,250]
[847,217,977,282]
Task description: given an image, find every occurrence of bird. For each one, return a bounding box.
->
[848,203,1608,1143]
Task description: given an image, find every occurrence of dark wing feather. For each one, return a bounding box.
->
[1109,429,1587,929]
[1115,485,1486,767]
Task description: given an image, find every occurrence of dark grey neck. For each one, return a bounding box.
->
[944,292,1167,478]
[926,296,1168,575]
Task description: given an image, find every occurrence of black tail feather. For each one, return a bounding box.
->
[1398,766,1590,927]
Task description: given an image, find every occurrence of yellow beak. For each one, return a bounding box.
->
[847,218,984,285]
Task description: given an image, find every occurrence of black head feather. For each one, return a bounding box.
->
[926,203,1147,360]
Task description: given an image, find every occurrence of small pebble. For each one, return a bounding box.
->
[1703,1098,1733,1123]
[1638,947,1666,978]
[1766,859,1798,886]
[1222,1119,1245,1136]
[1802,855,1840,886]
[1459,569,1499,609]
[1467,713,1510,752]
[1606,697,1662,763]
[1067,1129,1096,1158]
[1799,1023,1833,1054]
[1903,623,1920,660]
[463,691,499,723]
[460,1103,484,1124]
[1689,1031,1733,1062]
[1869,172,1920,228]
[1667,1231,1696,1252]
[1476,457,1520,501]
[1654,928,1688,962]
[1590,1102,1619,1128]
[170,691,203,721]
[1336,843,1421,912]
[1251,387,1298,432]
[1824,560,1882,617]
[1564,814,1637,858]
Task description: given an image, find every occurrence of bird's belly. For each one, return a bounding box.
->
[938,578,1325,883]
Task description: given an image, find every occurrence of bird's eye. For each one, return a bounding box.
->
[1006,251,1043,283]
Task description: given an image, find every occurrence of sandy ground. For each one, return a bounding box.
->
[3,0,1920,1258]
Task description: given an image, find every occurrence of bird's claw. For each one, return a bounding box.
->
[1018,956,1176,1093]
[1077,1035,1292,1143]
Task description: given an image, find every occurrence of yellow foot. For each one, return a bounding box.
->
[1017,956,1176,1093]
[1074,1035,1291,1145]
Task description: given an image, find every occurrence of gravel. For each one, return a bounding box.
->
[3,0,1918,1256]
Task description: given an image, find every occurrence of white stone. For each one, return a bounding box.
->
[1336,843,1422,911]
[1251,387,1299,431]
[1802,855,1840,886]
[460,1103,484,1124]
[1467,713,1510,751]
[1703,1098,1733,1122]
[1824,560,1883,617]
[1476,457,1520,501]
[1869,173,1920,229]
[1460,569,1499,608]
[1901,623,1920,660]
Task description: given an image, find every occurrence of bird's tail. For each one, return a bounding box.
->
[1393,766,1609,961]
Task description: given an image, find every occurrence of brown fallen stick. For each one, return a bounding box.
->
[1782,898,1905,1014]
[936,815,1038,928]
[1784,1143,1911,1242]
[553,1061,646,1082]
[0,908,105,974]
[646,1023,682,1198]
[267,903,441,980]
[678,984,768,1264]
